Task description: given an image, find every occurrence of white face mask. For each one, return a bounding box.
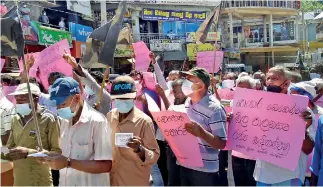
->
[181,79,194,96]
[167,81,173,90]
[222,80,235,88]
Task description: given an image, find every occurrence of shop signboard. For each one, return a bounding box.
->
[186,32,221,42]
[142,8,206,21]
[35,22,72,47]
[69,22,93,42]
[149,39,182,51]
[187,43,215,61]
[21,20,38,42]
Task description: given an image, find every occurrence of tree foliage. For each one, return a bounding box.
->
[301,0,323,12]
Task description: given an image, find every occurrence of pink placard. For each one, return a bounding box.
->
[133,41,151,72]
[217,88,235,100]
[196,51,224,73]
[3,86,17,104]
[142,72,156,90]
[151,111,203,168]
[227,88,308,171]
[0,58,5,71]
[38,39,73,90]
[306,114,321,175]
[18,53,41,81]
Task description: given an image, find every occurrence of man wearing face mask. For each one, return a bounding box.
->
[179,67,227,186]
[44,77,113,186]
[107,75,160,186]
[254,66,314,186]
[1,83,61,186]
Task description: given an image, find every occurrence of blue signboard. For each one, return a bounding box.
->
[69,23,93,42]
[142,8,206,22]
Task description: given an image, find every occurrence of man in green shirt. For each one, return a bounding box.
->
[1,83,61,186]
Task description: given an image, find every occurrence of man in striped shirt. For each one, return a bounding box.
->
[181,67,227,186]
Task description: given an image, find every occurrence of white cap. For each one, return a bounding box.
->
[9,83,41,96]
[291,81,317,100]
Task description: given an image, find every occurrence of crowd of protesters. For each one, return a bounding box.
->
[2,50,323,187]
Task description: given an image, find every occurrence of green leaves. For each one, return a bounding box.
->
[301,0,323,12]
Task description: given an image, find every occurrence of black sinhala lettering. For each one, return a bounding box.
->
[234,112,249,127]
[163,124,188,137]
[235,98,263,109]
[252,135,290,157]
[251,116,290,132]
[266,102,305,116]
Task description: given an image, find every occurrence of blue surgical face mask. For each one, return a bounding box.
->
[16,103,32,116]
[115,99,134,114]
[84,85,94,96]
[57,96,79,120]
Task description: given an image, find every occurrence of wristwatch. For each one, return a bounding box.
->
[67,157,71,168]
[135,144,143,153]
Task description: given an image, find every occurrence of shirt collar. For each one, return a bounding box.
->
[78,101,90,123]
[112,107,138,125]
[184,93,210,108]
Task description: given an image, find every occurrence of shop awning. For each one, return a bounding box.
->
[225,64,245,68]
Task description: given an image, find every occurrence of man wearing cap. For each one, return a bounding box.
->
[179,67,227,186]
[42,77,112,186]
[107,75,160,186]
[1,83,61,186]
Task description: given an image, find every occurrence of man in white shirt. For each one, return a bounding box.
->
[58,17,65,30]
[254,66,314,186]
[40,77,113,186]
[0,76,14,186]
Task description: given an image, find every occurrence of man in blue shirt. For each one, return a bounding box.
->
[311,116,323,186]
[181,67,227,186]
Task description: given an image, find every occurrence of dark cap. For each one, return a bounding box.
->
[110,75,136,99]
[49,77,80,106]
[181,67,210,87]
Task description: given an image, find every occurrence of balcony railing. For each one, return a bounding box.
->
[222,0,299,9]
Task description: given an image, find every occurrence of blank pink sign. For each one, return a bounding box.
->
[133,41,151,72]
[196,51,224,73]
[151,111,203,168]
[217,88,235,100]
[227,88,308,171]
[142,72,156,90]
[3,86,17,104]
[38,39,73,90]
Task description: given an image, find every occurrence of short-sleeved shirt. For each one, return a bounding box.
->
[181,93,227,173]
[0,96,15,135]
[5,107,61,186]
[107,108,160,186]
[59,101,113,186]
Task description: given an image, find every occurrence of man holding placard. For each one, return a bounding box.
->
[179,67,227,186]
[107,75,160,186]
[1,83,61,186]
[253,66,314,186]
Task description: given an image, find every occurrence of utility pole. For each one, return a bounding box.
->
[100,0,107,26]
